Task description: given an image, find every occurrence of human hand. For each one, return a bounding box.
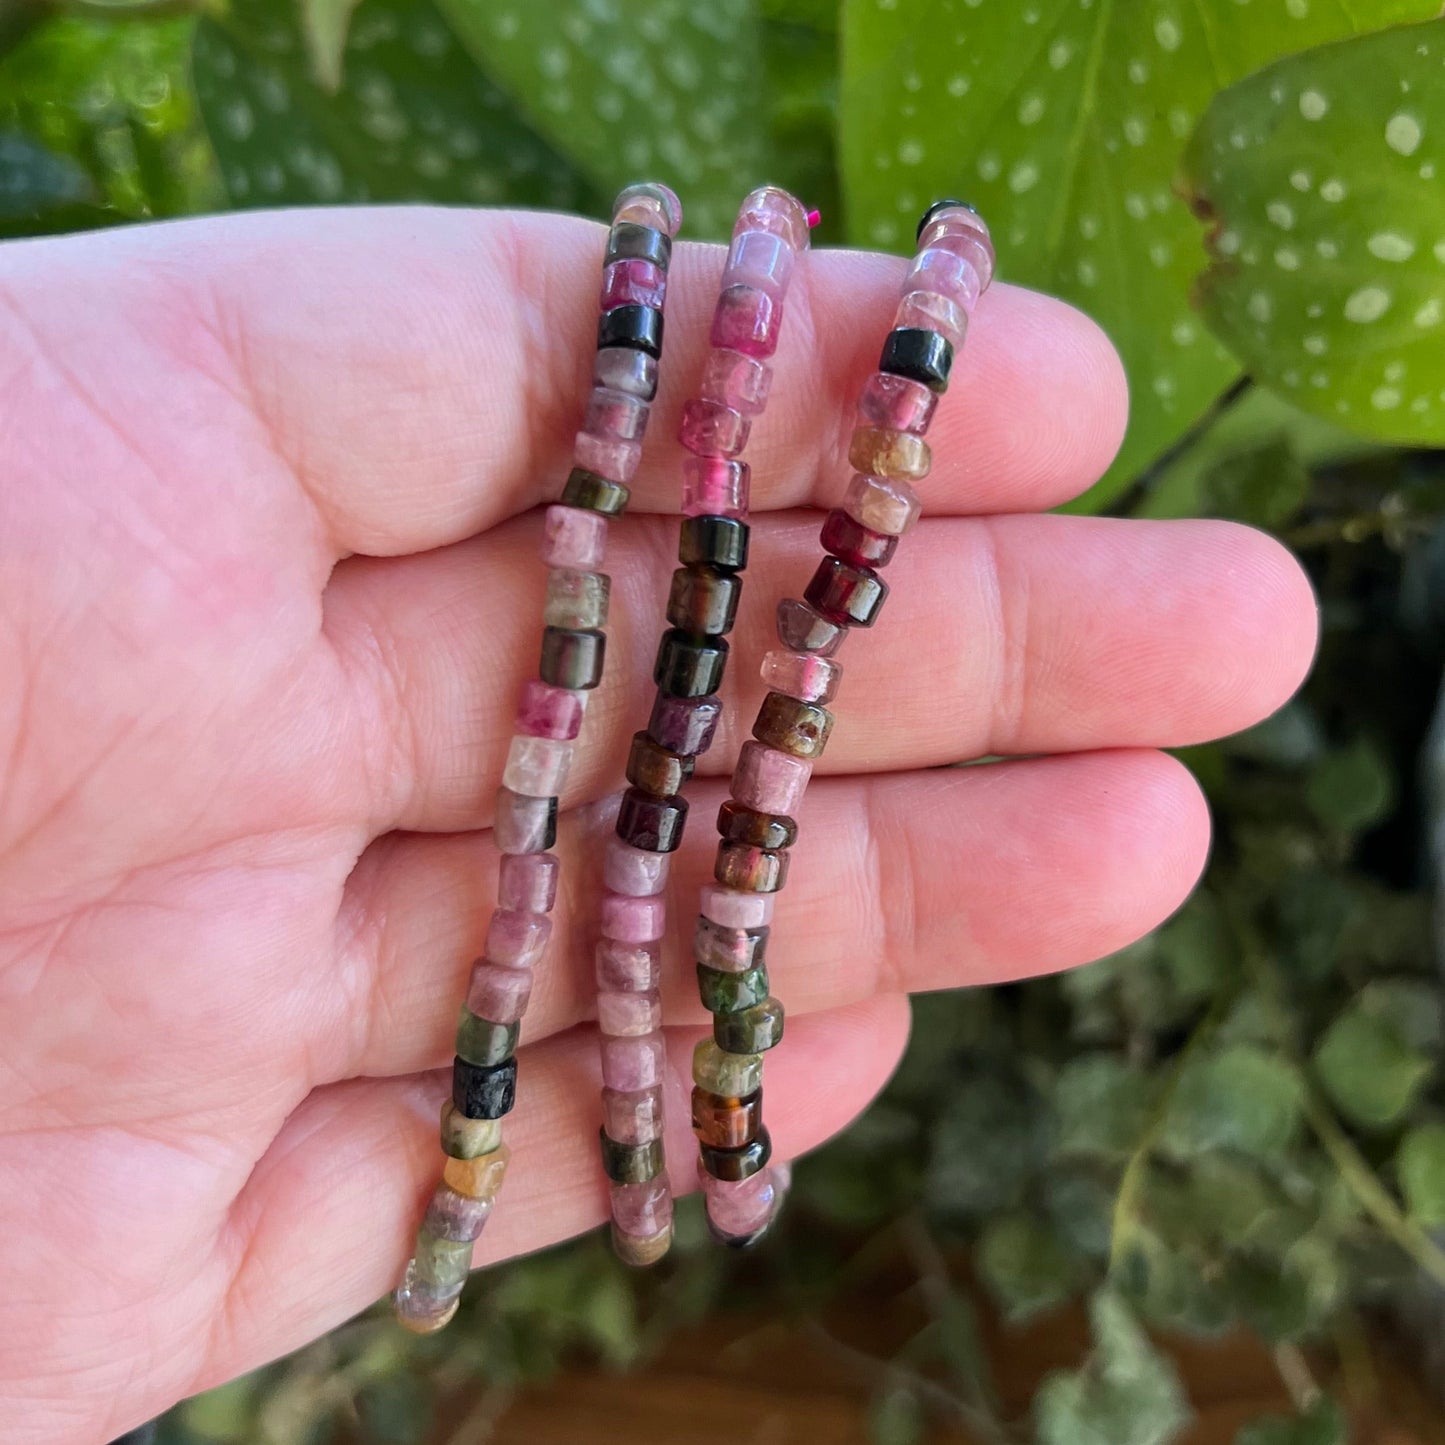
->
[0,207,1316,1442]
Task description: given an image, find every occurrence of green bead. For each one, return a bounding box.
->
[598,1129,664,1184]
[713,997,785,1055]
[561,467,629,516]
[439,1101,503,1159]
[412,1229,474,1291]
[454,1009,520,1067]
[696,962,769,1014]
[692,1039,763,1096]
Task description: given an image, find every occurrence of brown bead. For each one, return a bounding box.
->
[666,564,741,636]
[848,425,931,482]
[611,1221,673,1267]
[443,1143,511,1200]
[714,840,789,893]
[717,800,797,851]
[691,1087,762,1148]
[699,1126,772,1182]
[625,731,692,797]
[752,690,834,760]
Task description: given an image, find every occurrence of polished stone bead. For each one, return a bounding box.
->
[599,1129,664,1184]
[625,729,693,797]
[423,1183,494,1243]
[611,1176,673,1234]
[907,246,984,316]
[700,1127,772,1182]
[439,1101,503,1160]
[679,398,750,458]
[594,345,658,402]
[411,1229,474,1291]
[895,290,967,349]
[612,1223,673,1267]
[601,1030,667,1090]
[692,1038,764,1097]
[598,989,662,1036]
[696,961,770,1013]
[842,472,921,537]
[443,1142,511,1199]
[714,841,790,893]
[394,1262,462,1334]
[700,348,771,415]
[502,735,572,798]
[681,457,750,520]
[857,370,939,435]
[699,1163,783,1240]
[602,1086,665,1145]
[601,258,666,311]
[616,787,687,852]
[465,960,532,1025]
[714,997,785,1054]
[493,788,557,854]
[541,503,607,568]
[717,799,797,850]
[452,1056,517,1120]
[848,424,932,481]
[614,181,684,236]
[540,626,606,689]
[595,939,662,992]
[561,466,630,517]
[485,907,551,969]
[820,509,898,570]
[603,835,670,896]
[666,565,741,637]
[732,741,812,815]
[700,882,775,930]
[455,1009,520,1067]
[694,915,769,973]
[734,185,812,251]
[515,679,585,741]
[916,197,973,238]
[573,430,641,485]
[805,556,888,628]
[776,597,845,657]
[648,691,722,756]
[584,385,650,443]
[759,648,841,706]
[711,284,783,358]
[600,891,666,944]
[497,851,560,914]
[752,690,834,760]
[605,219,672,268]
[543,568,610,630]
[725,227,795,294]
[691,1087,762,1148]
[880,324,955,388]
[598,302,663,357]
[679,514,749,571]
[654,628,728,698]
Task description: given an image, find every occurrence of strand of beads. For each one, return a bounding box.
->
[694,200,994,1247]
[596,186,813,1268]
[393,181,684,1334]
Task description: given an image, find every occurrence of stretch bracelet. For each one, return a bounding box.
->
[392,181,684,1334]
[691,199,995,1246]
[594,185,814,1268]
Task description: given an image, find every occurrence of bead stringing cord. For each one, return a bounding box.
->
[392,182,684,1334]
[595,185,813,1267]
[694,199,995,1247]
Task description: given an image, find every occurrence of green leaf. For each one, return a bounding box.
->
[1397,1121,1445,1226]
[0,131,92,221]
[1055,1055,1155,1159]
[1305,738,1394,833]
[1313,1003,1434,1130]
[927,1067,1053,1218]
[1163,1045,1302,1158]
[1234,1397,1348,1445]
[437,0,769,238]
[838,0,1437,508]
[192,0,593,210]
[977,1212,1082,1322]
[1184,20,1445,443]
[302,0,363,91]
[178,1376,261,1441]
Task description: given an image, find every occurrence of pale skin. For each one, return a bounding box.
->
[0,206,1318,1443]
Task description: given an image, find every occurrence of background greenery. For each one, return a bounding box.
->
[6,1,1445,1441]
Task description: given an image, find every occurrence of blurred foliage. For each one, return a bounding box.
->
[3,2,1445,1442]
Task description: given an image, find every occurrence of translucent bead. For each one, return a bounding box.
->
[692,1038,764,1096]
[603,836,670,896]
[616,787,687,852]
[805,555,889,628]
[597,988,663,1036]
[752,691,832,761]
[502,735,572,797]
[654,629,728,698]
[443,1142,511,1199]
[439,1101,503,1159]
[699,1127,772,1183]
[820,508,898,570]
[613,181,684,236]
[493,787,558,854]
[776,597,846,657]
[849,425,931,482]
[424,1183,494,1243]
[611,1176,673,1234]
[699,348,772,416]
[759,648,842,705]
[612,1223,673,1267]
[539,626,605,690]
[583,386,649,443]
[465,961,533,1025]
[717,799,797,850]
[682,456,750,518]
[700,881,775,930]
[394,1257,463,1334]
[691,1087,762,1148]
[733,740,812,815]
[540,504,607,570]
[562,467,629,516]
[600,258,667,312]
[694,915,769,973]
[714,997,785,1054]
[679,515,749,571]
[894,289,967,348]
[515,679,585,741]
[601,1030,667,1090]
[648,692,722,755]
[543,568,610,630]
[698,1162,781,1239]
[843,472,922,536]
[666,564,741,636]
[574,430,642,484]
[918,216,995,291]
[679,398,750,458]
[602,1087,665,1145]
[485,907,552,969]
[857,371,938,435]
[696,961,770,1014]
[714,841,789,893]
[595,939,662,992]
[594,345,658,401]
[711,284,783,358]
[498,852,560,914]
[626,729,693,796]
[455,1010,520,1066]
[733,185,812,251]
[723,229,795,296]
[600,891,666,944]
[907,246,983,315]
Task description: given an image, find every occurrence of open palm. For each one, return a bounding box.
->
[0,207,1317,1443]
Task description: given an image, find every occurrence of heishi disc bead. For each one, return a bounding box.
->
[693,1038,764,1096]
[717,798,798,850]
[598,989,663,1036]
[600,258,667,312]
[752,690,834,760]
[485,907,551,969]
[679,514,749,571]
[681,457,750,520]
[625,729,693,797]
[699,1127,772,1183]
[439,1101,503,1159]
[734,185,811,251]
[595,939,662,992]
[691,1087,763,1148]
[599,1129,664,1184]
[411,1230,474,1291]
[603,835,670,897]
[880,322,957,388]
[597,302,664,358]
[601,1030,667,1090]
[452,1056,518,1120]
[894,292,967,349]
[842,472,921,537]
[561,466,630,516]
[732,740,812,815]
[699,1163,783,1242]
[714,841,790,893]
[724,228,795,294]
[611,1176,673,1235]
[602,1085,665,1145]
[714,996,785,1054]
[423,1183,494,1243]
[759,648,842,706]
[916,222,994,288]
[612,1223,673,1268]
[543,568,610,630]
[584,385,650,443]
[443,1142,512,1199]
[394,1265,462,1335]
[455,1010,520,1067]
[654,628,728,698]
[605,219,673,267]
[700,882,775,930]
[648,691,723,755]
[820,508,899,570]
[465,961,533,1025]
[541,504,607,569]
[594,345,658,402]
[515,679,586,741]
[856,371,939,435]
[666,564,741,636]
[540,626,606,689]
[573,432,641,486]
[502,735,572,798]
[497,851,560,914]
[600,891,666,944]
[848,424,931,482]
[612,182,683,236]
[907,246,983,314]
[696,961,770,1013]
[493,788,558,854]
[700,348,772,416]
[776,597,846,657]
[616,787,688,852]
[804,556,888,628]
[711,284,783,359]
[694,915,769,972]
[679,398,751,458]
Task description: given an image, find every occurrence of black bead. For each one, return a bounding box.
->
[617,786,688,852]
[599,1129,664,1184]
[598,302,663,358]
[540,626,605,689]
[916,197,973,239]
[699,1127,772,1183]
[666,564,741,636]
[452,1056,517,1119]
[654,628,728,698]
[879,327,954,393]
[606,220,672,270]
[679,515,749,571]
[561,467,630,515]
[717,800,797,851]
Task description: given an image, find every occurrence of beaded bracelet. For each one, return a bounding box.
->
[690,199,996,1247]
[594,185,814,1268]
[392,181,684,1334]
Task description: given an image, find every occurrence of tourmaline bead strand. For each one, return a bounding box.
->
[597,186,814,1267]
[695,200,994,1247]
[394,183,683,1334]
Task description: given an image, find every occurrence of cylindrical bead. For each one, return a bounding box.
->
[699,1127,772,1183]
[593,346,658,402]
[700,882,776,930]
[666,565,741,636]
[679,514,749,571]
[540,626,606,689]
[717,799,797,850]
[752,690,834,760]
[857,371,939,435]
[694,916,769,973]
[599,1130,664,1184]
[423,1184,494,1243]
[691,1087,763,1148]
[598,302,663,357]
[484,908,551,969]
[692,1039,764,1096]
[541,504,607,568]
[603,835,670,896]
[758,648,842,705]
[493,788,558,854]
[679,398,750,458]
[497,851,560,914]
[543,568,610,630]
[595,939,662,993]
[455,1010,520,1067]
[732,741,812,815]
[776,597,846,657]
[616,787,688,852]
[820,509,899,570]
[439,1101,503,1160]
[600,259,666,312]
[711,285,782,358]
[696,961,770,1013]
[842,473,921,537]
[502,735,572,798]
[452,1056,518,1119]
[714,841,790,893]
[681,457,750,520]
[848,425,931,482]
[600,891,666,944]
[654,629,728,698]
[465,960,533,1025]
[443,1143,511,1199]
[602,1086,665,1145]
[561,466,630,516]
[515,679,585,741]
[597,989,663,1036]
[648,691,723,755]
[700,348,772,416]
[713,997,785,1054]
[605,220,672,268]
[601,1030,667,1090]
[804,556,888,628]
[625,729,692,796]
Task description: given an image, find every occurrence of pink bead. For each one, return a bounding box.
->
[497,852,560,914]
[485,908,551,968]
[711,285,783,359]
[894,290,967,348]
[679,399,750,458]
[600,891,666,943]
[603,836,670,896]
[515,679,585,741]
[594,347,658,400]
[697,1161,781,1236]
[541,504,607,570]
[759,648,842,705]
[613,181,683,236]
[732,740,812,816]
[857,372,938,436]
[918,217,995,291]
[724,229,794,296]
[583,385,650,443]
[601,1030,667,1090]
[602,1087,665,1146]
[503,735,572,797]
[595,939,662,992]
[598,989,662,1037]
[611,1177,673,1234]
[601,258,666,311]
[700,884,775,930]
[573,430,642,484]
[682,457,750,519]
[466,960,533,1024]
[907,246,983,315]
[842,472,921,537]
[699,348,772,416]
[733,185,811,252]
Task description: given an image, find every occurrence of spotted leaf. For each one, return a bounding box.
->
[838,0,1440,509]
[1184,19,1445,443]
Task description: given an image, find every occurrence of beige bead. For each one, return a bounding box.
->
[611,1222,673,1267]
[439,1102,503,1159]
[848,426,931,482]
[396,1298,459,1335]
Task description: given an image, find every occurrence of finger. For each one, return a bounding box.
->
[87,206,1125,554]
[320,750,1207,1083]
[203,998,910,1393]
[326,511,1315,832]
